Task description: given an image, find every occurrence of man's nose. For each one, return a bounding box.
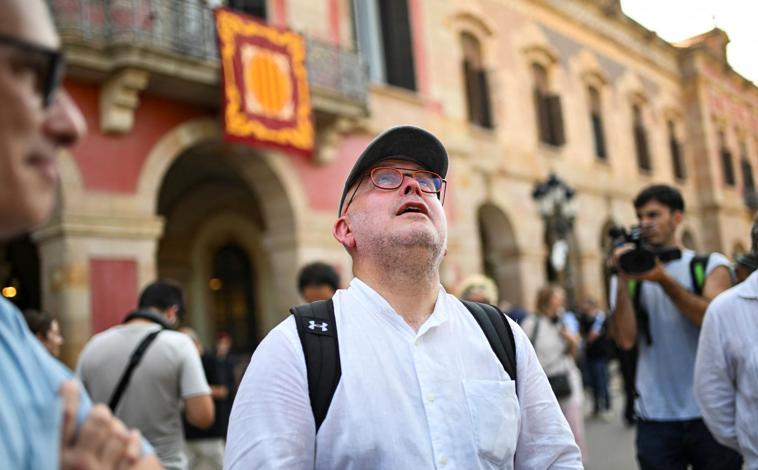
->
[42,90,87,147]
[401,174,423,196]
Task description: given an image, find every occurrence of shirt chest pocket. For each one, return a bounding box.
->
[463,379,520,466]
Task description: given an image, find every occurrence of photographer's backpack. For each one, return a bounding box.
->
[628,253,711,345]
[290,299,517,431]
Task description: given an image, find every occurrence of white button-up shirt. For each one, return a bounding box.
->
[225,278,582,469]
[695,270,758,468]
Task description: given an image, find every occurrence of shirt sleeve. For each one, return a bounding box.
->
[511,319,583,468]
[177,335,212,399]
[694,296,740,451]
[224,316,315,470]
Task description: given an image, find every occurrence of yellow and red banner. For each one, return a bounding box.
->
[214,8,314,157]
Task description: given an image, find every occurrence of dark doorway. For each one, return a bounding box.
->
[210,243,258,353]
[0,235,41,311]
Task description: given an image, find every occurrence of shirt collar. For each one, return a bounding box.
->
[347,277,449,337]
[737,270,758,300]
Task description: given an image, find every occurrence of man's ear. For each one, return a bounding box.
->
[672,210,684,226]
[333,215,356,249]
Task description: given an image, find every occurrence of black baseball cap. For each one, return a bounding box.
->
[337,126,448,215]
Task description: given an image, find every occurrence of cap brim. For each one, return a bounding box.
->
[338,126,448,215]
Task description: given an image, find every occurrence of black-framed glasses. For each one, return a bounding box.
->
[343,166,447,214]
[0,33,65,108]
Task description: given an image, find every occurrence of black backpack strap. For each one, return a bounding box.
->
[690,253,711,296]
[627,280,652,346]
[461,300,517,387]
[108,328,163,412]
[290,299,341,432]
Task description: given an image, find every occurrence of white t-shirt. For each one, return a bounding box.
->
[225,278,582,469]
[77,323,210,470]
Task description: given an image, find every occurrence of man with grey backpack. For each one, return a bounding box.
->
[225,126,581,469]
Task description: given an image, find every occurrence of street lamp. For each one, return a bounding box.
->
[532,173,577,299]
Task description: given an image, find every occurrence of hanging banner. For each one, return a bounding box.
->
[214,7,314,157]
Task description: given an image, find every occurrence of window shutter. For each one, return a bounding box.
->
[535,89,550,143]
[742,159,755,191]
[721,149,736,186]
[463,60,478,124]
[547,94,565,146]
[670,138,686,180]
[477,69,493,128]
[634,125,651,170]
[378,0,416,91]
[591,112,606,159]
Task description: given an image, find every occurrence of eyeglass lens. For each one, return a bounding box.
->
[371,167,443,193]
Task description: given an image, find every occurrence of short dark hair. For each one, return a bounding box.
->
[138,279,185,314]
[23,309,54,337]
[634,184,685,212]
[297,262,340,293]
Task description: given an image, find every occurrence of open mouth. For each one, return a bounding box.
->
[396,201,429,216]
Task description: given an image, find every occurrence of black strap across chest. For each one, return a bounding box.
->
[291,298,517,431]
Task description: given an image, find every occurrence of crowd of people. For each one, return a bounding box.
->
[2,1,757,469]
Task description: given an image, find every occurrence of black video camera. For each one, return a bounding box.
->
[608,225,657,274]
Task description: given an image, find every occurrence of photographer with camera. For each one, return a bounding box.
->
[608,184,741,469]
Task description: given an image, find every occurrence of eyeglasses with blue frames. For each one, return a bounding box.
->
[342,166,447,214]
[0,33,65,109]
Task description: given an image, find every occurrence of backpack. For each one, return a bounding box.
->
[627,253,710,345]
[290,298,517,431]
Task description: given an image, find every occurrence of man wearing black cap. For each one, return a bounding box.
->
[225,126,582,468]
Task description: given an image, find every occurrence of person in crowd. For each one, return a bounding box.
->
[609,184,741,469]
[458,273,498,304]
[0,0,161,467]
[77,280,214,470]
[577,298,612,418]
[225,125,582,468]
[297,261,341,302]
[522,284,587,463]
[181,327,233,470]
[733,252,758,284]
[22,308,63,357]
[694,218,758,467]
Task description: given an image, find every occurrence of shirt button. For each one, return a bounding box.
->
[426,393,435,403]
[415,338,421,347]
[438,454,448,466]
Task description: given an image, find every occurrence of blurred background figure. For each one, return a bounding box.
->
[578,298,612,419]
[181,327,233,470]
[521,284,587,464]
[297,261,340,302]
[734,253,758,284]
[22,309,63,358]
[458,273,498,304]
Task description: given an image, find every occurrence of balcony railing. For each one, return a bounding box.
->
[49,0,367,107]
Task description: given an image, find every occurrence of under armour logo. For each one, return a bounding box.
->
[308,320,329,332]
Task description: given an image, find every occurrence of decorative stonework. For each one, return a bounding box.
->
[99,68,149,134]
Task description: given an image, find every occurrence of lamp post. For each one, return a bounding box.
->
[532,173,577,301]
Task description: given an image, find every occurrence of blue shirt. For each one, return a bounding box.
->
[619,249,731,420]
[0,297,91,468]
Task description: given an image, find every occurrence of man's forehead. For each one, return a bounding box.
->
[0,0,59,48]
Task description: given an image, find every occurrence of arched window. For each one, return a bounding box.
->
[461,33,493,128]
[532,63,564,146]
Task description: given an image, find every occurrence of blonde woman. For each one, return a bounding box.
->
[522,284,587,463]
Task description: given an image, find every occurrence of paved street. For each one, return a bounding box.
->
[584,363,637,470]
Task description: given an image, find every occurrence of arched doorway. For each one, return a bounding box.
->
[156,143,268,354]
[477,203,523,306]
[0,235,41,311]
